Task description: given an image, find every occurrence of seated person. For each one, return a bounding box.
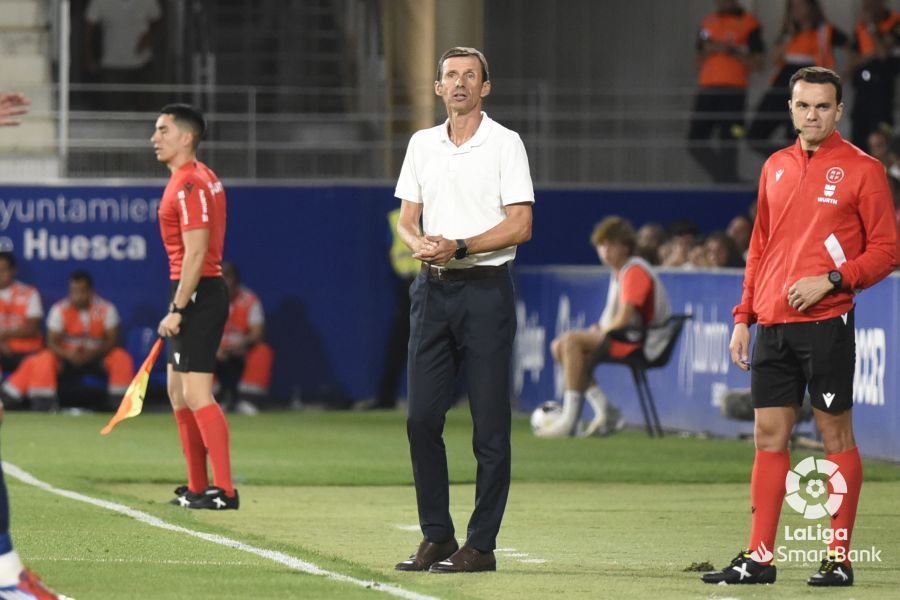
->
[544,216,671,437]
[0,270,133,411]
[0,252,43,379]
[215,262,274,413]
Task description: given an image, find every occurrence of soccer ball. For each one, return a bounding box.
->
[530,401,564,436]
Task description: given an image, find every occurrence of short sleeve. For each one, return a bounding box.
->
[499,134,535,206]
[620,266,653,308]
[247,298,264,327]
[177,176,212,231]
[104,303,120,329]
[395,134,423,203]
[46,304,63,332]
[26,291,43,319]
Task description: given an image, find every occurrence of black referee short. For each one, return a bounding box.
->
[168,276,228,374]
[751,310,855,413]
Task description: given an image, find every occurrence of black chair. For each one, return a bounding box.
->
[593,314,692,437]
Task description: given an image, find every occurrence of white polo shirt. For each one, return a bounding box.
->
[395,112,535,267]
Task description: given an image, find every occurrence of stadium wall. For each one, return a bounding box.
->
[514,267,899,461]
[0,184,751,407]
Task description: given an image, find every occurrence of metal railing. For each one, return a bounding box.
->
[6,79,869,185]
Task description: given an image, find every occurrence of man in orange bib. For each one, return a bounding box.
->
[0,271,133,411]
[214,262,273,414]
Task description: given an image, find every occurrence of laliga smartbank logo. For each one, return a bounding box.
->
[751,456,883,565]
[785,456,844,519]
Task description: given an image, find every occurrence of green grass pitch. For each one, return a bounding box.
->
[2,409,898,599]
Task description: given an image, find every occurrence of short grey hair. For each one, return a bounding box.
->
[436,47,490,82]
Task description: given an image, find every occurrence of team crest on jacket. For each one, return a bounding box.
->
[825,167,844,184]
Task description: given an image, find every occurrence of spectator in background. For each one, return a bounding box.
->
[84,0,162,109]
[688,0,764,183]
[541,217,670,438]
[0,271,133,412]
[215,262,274,415]
[369,207,420,410]
[726,213,753,262]
[635,222,666,266]
[747,0,849,158]
[866,127,891,164]
[849,0,900,149]
[704,231,744,268]
[659,219,701,267]
[0,252,43,381]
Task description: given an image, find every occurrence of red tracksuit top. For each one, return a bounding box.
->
[733,131,896,326]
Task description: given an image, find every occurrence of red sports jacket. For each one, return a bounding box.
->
[734,131,896,326]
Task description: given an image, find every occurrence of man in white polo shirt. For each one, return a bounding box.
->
[392,47,534,574]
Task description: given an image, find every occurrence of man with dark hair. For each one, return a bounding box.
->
[215,262,274,414]
[152,104,238,510]
[0,91,62,599]
[394,46,533,573]
[703,66,896,587]
[540,217,671,438]
[0,252,43,380]
[0,270,134,412]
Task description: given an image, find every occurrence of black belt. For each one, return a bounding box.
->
[422,263,508,281]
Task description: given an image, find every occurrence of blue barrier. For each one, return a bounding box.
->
[513,267,899,461]
[0,184,752,404]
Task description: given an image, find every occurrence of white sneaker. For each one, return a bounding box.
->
[583,405,625,437]
[234,400,259,415]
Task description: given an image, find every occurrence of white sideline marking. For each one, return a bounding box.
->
[518,559,547,564]
[29,557,253,566]
[3,462,440,600]
[392,524,421,532]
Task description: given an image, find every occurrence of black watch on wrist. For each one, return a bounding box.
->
[169,302,187,315]
[827,270,843,292]
[454,239,468,260]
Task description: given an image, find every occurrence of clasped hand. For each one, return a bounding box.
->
[413,235,455,266]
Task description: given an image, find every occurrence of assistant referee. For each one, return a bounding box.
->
[152,104,238,510]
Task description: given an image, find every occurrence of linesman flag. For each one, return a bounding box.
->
[101,338,164,435]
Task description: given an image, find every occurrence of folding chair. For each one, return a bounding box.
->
[594,314,692,437]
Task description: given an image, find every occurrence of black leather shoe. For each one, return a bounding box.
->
[429,544,496,573]
[395,538,459,571]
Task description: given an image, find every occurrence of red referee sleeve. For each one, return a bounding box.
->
[733,166,769,325]
[838,162,897,290]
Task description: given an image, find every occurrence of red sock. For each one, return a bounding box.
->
[194,403,234,497]
[747,449,790,564]
[828,447,862,564]
[174,408,208,493]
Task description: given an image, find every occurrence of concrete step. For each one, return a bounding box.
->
[0,29,48,55]
[0,54,50,85]
[0,155,60,182]
[0,119,56,152]
[0,1,45,29]
[0,2,44,29]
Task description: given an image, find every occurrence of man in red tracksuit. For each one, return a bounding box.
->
[703,67,896,587]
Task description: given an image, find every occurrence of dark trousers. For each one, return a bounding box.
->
[406,265,517,552]
[688,87,747,183]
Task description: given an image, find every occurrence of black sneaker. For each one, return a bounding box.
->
[701,550,776,584]
[169,485,203,507]
[807,558,853,586]
[188,486,240,510]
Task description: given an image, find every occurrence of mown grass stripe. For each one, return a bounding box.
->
[3,462,439,600]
